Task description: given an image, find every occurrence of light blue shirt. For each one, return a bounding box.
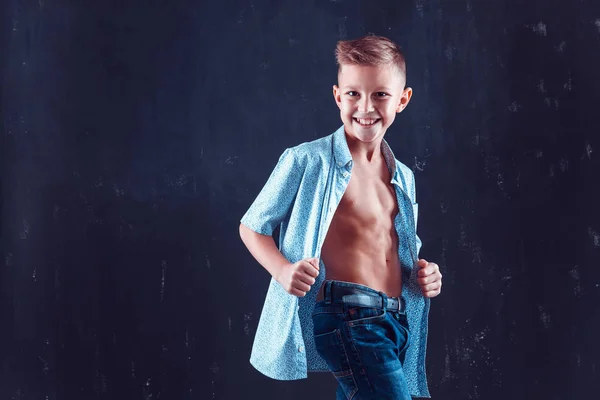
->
[241,125,431,398]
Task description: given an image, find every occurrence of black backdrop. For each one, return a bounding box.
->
[2,0,599,399]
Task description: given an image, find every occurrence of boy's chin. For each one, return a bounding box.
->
[344,122,387,143]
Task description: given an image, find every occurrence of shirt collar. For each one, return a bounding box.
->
[332,125,401,184]
[332,125,353,168]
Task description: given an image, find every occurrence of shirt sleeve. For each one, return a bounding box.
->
[240,147,304,236]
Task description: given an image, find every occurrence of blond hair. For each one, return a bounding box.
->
[335,35,406,82]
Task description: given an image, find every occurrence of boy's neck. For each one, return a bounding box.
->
[344,131,385,164]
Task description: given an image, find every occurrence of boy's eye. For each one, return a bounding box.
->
[345,91,388,97]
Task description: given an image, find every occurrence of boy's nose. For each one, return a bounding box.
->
[358,97,374,113]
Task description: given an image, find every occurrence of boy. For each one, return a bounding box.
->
[239,35,442,399]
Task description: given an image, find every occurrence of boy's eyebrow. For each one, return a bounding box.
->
[341,85,395,92]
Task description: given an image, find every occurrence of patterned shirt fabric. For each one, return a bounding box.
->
[240,125,431,398]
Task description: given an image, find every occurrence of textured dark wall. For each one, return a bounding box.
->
[2,0,599,399]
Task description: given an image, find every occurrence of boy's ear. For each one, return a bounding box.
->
[333,85,342,109]
[396,87,413,113]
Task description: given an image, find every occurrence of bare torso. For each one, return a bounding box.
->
[317,154,402,300]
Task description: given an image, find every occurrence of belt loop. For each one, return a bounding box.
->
[379,291,386,310]
[324,281,333,305]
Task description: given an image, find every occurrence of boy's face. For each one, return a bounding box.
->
[333,64,412,144]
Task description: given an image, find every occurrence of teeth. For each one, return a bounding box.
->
[356,118,377,125]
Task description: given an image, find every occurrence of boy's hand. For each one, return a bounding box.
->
[416,259,442,298]
[277,258,320,297]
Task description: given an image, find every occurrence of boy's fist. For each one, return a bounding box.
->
[277,258,320,297]
[416,259,442,298]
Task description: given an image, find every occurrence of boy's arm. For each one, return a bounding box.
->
[411,170,422,256]
[238,224,291,282]
[240,221,320,298]
[240,148,301,235]
[239,147,319,297]
[411,169,443,298]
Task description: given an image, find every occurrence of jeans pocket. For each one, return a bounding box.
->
[312,326,352,374]
[393,313,411,360]
[313,328,358,399]
[344,305,386,326]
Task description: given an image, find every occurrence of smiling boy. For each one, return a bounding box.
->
[239,35,442,399]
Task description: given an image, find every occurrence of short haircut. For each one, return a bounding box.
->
[335,34,407,83]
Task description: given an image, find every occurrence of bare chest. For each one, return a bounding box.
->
[337,169,398,223]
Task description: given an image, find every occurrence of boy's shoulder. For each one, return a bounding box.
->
[288,133,333,155]
[392,158,417,201]
[280,131,336,166]
[395,158,414,179]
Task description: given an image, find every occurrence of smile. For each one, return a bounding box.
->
[353,118,380,126]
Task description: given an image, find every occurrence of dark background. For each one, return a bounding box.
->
[2,0,599,399]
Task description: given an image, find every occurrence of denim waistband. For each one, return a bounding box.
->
[319,280,406,313]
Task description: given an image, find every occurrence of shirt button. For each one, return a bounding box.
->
[342,172,349,178]
[298,345,304,353]
[338,162,342,167]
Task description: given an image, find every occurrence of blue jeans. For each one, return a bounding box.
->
[311,280,412,400]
